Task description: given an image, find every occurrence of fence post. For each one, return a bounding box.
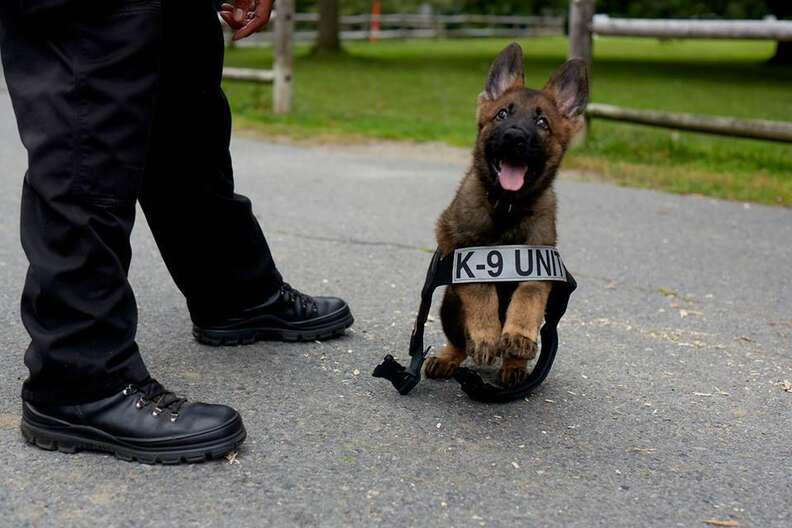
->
[273,0,294,114]
[568,0,595,142]
[569,0,595,66]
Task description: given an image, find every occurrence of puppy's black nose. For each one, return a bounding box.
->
[502,127,530,150]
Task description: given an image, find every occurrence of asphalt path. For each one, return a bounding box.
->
[0,85,790,528]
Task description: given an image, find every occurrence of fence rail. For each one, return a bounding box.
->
[293,13,564,26]
[229,13,564,46]
[591,15,792,41]
[588,104,792,144]
[223,67,276,82]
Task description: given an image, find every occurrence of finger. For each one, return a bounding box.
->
[220,9,245,29]
[220,11,244,29]
[233,17,264,41]
[233,0,273,40]
[232,0,254,24]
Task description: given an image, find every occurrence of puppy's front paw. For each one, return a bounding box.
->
[498,333,538,360]
[467,338,498,366]
[498,363,529,386]
[425,356,460,379]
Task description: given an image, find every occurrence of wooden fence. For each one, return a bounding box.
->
[568,0,792,143]
[230,13,564,46]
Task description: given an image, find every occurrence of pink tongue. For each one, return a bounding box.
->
[498,162,526,191]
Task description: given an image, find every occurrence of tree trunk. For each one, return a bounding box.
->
[316,0,340,53]
[769,41,792,65]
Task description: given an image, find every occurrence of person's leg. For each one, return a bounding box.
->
[141,1,353,344]
[2,2,245,463]
[139,0,283,323]
[0,1,159,404]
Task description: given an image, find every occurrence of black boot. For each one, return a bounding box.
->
[193,283,354,346]
[20,379,245,464]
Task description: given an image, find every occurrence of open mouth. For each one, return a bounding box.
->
[494,160,528,192]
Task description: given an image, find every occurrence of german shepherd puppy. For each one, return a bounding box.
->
[424,43,589,387]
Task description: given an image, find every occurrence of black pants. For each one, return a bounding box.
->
[0,0,283,404]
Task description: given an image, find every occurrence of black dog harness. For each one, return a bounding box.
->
[373,246,576,403]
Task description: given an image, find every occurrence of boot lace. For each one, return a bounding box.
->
[280,283,319,316]
[122,379,188,422]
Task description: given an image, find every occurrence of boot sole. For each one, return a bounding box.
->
[20,413,246,465]
[193,307,354,347]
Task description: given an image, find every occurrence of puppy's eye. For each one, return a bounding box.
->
[536,116,550,130]
[495,108,509,121]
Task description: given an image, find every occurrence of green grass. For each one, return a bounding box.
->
[223,37,792,205]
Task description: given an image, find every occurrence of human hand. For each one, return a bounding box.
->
[220,0,274,41]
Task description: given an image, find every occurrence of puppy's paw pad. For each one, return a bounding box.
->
[467,339,498,366]
[499,365,529,387]
[498,333,538,360]
[425,357,460,379]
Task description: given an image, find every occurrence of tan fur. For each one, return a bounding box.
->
[457,283,501,366]
[500,281,552,357]
[499,356,530,386]
[424,344,466,379]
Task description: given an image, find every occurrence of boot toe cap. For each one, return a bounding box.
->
[315,295,350,316]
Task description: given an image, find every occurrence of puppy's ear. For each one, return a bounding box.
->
[481,42,525,102]
[544,59,589,120]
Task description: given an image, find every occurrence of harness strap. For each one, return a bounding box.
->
[373,248,577,403]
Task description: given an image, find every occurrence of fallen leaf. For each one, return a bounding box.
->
[627,447,656,454]
[225,451,240,465]
[680,309,703,318]
[703,520,740,527]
